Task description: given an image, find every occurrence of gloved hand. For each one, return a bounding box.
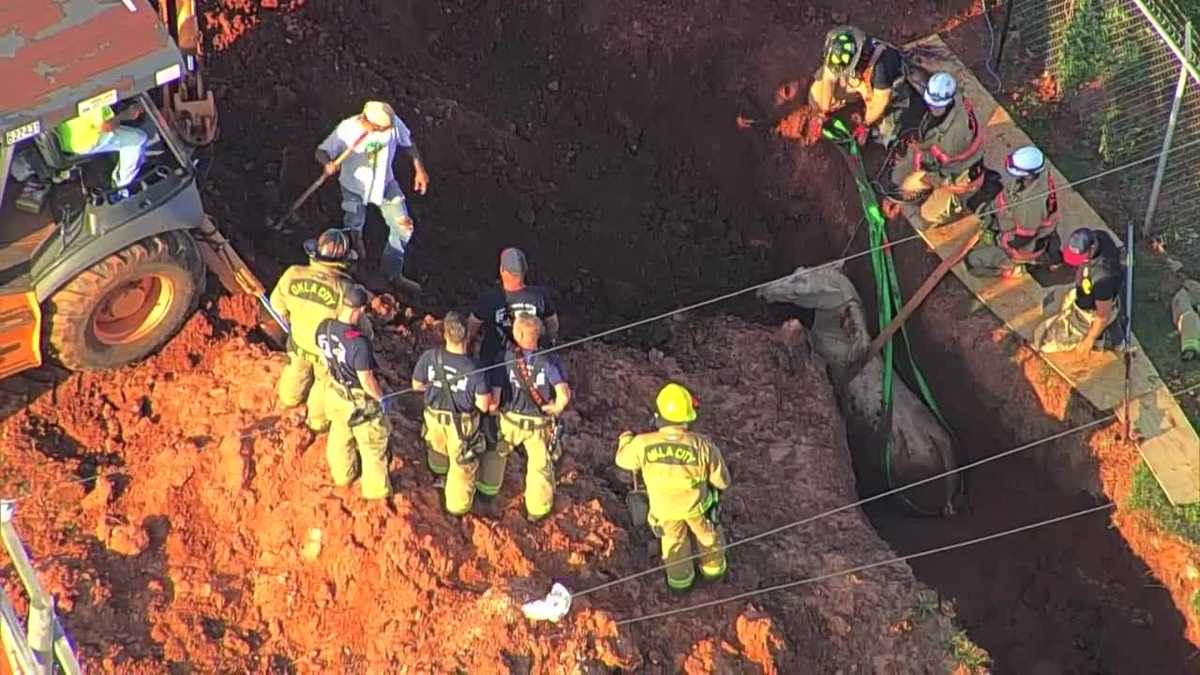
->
[849,112,868,145]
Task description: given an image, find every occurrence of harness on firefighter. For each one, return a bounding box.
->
[431,349,486,464]
[997,174,1061,260]
[321,322,383,428]
[906,99,986,197]
[511,353,567,461]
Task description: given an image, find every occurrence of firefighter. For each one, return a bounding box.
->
[615,383,732,592]
[477,314,571,521]
[1034,228,1126,357]
[315,100,430,292]
[411,312,494,515]
[467,247,560,369]
[883,72,987,226]
[316,285,392,499]
[967,145,1062,279]
[270,228,372,433]
[808,25,924,146]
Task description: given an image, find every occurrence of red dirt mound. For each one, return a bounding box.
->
[2,304,963,671]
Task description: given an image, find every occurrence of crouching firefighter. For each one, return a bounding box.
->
[316,285,393,500]
[882,72,988,226]
[615,383,732,592]
[270,228,372,433]
[808,25,927,146]
[1033,227,1127,357]
[478,314,571,521]
[967,145,1062,279]
[411,312,493,515]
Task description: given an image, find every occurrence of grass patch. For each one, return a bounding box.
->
[1127,460,1200,544]
[1130,244,1200,431]
[944,630,990,672]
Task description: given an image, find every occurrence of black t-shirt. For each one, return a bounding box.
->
[411,348,490,413]
[867,42,905,90]
[1074,230,1124,311]
[471,285,558,364]
[500,349,567,416]
[315,319,376,390]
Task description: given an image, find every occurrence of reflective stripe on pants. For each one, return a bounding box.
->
[652,513,727,590]
[477,412,556,518]
[423,408,481,515]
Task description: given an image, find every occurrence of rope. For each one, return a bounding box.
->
[572,381,1200,599]
[824,118,955,516]
[379,133,1200,403]
[614,502,1115,626]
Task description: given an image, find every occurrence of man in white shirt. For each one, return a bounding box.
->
[315,100,430,292]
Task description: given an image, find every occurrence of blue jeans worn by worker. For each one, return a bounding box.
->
[340,182,414,276]
[82,127,148,188]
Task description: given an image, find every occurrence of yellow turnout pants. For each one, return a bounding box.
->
[895,169,971,225]
[323,385,392,499]
[477,411,556,519]
[277,348,330,432]
[422,408,481,515]
[650,513,726,590]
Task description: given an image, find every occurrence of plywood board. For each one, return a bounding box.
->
[897,36,1199,504]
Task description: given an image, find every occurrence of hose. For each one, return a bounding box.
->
[822,119,960,516]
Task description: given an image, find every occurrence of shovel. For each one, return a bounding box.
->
[626,472,650,532]
[267,129,369,232]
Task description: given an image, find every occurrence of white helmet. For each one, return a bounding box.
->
[1006,145,1045,177]
[923,72,957,107]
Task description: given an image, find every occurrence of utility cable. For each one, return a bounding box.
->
[379,134,1200,403]
[982,0,1005,93]
[614,502,1116,626]
[572,381,1200,599]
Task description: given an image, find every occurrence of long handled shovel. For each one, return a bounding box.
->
[267,129,370,232]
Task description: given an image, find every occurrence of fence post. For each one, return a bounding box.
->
[1142,21,1192,238]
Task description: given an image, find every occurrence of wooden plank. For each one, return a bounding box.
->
[899,36,1200,504]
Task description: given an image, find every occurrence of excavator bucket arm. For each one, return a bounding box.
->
[157,0,218,146]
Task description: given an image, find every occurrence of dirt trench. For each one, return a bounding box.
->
[0,0,1195,672]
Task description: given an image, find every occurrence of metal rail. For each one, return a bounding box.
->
[0,502,80,675]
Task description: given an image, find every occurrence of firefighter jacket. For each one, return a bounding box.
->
[994,170,1060,261]
[269,260,372,357]
[616,426,731,522]
[902,97,984,178]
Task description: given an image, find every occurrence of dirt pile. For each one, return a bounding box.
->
[1,297,963,671]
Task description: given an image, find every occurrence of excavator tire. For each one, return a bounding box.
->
[44,231,205,371]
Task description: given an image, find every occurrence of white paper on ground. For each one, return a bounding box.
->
[520,582,572,622]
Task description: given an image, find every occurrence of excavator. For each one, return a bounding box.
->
[0,0,264,380]
[1,1,265,672]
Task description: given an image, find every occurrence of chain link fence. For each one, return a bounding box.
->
[1006,0,1199,264]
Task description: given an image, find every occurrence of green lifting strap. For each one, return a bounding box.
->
[822,119,954,514]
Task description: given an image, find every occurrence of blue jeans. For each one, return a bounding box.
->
[340,183,414,275]
[83,127,148,188]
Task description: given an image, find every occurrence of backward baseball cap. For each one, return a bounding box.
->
[500,247,527,276]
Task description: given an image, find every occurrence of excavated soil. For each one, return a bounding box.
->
[3,0,1198,672]
[1,297,963,671]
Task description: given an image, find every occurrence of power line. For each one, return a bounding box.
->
[573,381,1200,599]
[381,134,1200,403]
[614,502,1115,626]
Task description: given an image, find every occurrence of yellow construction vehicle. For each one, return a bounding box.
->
[0,0,264,379]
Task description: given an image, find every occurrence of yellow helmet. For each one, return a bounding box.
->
[656,383,697,424]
